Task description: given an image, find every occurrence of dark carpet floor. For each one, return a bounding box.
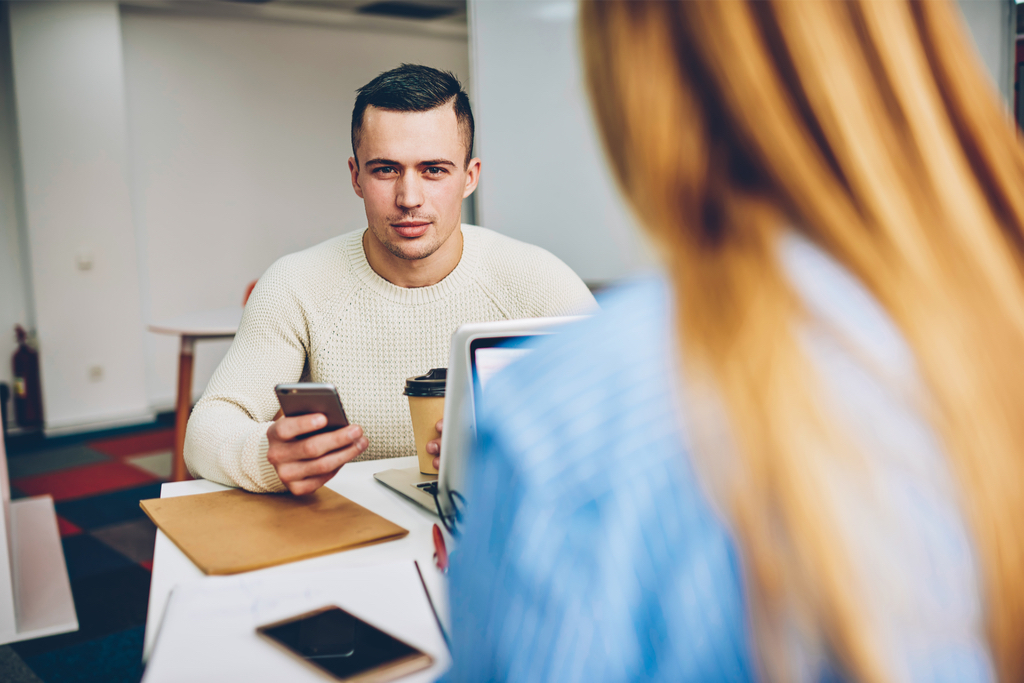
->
[1,415,175,683]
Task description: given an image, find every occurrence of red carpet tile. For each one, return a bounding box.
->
[56,516,83,537]
[14,461,158,502]
[89,428,175,458]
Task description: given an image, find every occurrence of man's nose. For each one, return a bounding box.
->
[396,173,424,210]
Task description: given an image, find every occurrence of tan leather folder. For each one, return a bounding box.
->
[140,488,408,575]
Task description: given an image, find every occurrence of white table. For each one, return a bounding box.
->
[143,456,450,679]
[148,307,244,481]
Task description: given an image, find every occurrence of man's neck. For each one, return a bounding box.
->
[362,228,464,289]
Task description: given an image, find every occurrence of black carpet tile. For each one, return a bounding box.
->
[22,626,145,683]
[61,535,138,582]
[55,483,163,531]
[12,565,151,660]
[0,645,43,683]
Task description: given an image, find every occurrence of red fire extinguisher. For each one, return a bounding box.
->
[12,325,43,429]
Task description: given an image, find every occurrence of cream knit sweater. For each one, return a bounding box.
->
[184,225,598,492]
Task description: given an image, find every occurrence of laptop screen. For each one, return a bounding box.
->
[469,335,542,405]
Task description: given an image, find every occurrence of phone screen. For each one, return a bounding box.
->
[258,606,430,681]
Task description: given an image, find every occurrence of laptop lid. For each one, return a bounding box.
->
[435,316,583,531]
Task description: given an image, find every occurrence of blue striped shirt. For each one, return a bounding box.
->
[444,235,992,682]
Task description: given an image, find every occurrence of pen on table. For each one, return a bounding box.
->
[414,559,452,654]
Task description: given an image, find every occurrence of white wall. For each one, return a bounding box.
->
[119,9,470,410]
[469,0,1016,287]
[7,1,151,432]
[0,4,32,426]
[469,0,651,286]
[958,0,1015,105]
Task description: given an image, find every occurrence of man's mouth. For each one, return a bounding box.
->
[391,221,431,238]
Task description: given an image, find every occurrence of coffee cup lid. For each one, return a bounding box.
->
[404,368,447,397]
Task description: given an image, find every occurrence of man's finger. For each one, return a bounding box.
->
[268,423,363,469]
[273,413,327,441]
[286,469,341,496]
[435,418,443,433]
[305,437,367,476]
[277,436,368,482]
[299,425,363,460]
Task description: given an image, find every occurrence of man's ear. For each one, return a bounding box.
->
[348,157,364,199]
[462,158,481,199]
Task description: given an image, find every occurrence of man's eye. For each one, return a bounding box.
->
[425,167,447,175]
[374,167,397,175]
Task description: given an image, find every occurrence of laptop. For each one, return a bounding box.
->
[374,316,582,531]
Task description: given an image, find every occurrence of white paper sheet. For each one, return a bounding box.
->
[143,561,450,682]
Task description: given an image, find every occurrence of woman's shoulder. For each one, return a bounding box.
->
[476,275,686,503]
[481,275,672,415]
[460,274,752,681]
[504,275,670,377]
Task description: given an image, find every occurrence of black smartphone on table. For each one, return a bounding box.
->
[256,605,433,682]
[275,383,350,438]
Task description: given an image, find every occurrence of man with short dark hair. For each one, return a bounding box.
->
[185,64,596,495]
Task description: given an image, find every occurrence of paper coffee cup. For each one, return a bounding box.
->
[404,369,446,475]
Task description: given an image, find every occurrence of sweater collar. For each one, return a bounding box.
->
[345,225,480,305]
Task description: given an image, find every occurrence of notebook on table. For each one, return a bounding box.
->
[140,487,408,575]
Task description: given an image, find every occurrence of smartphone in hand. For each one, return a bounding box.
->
[275,383,349,439]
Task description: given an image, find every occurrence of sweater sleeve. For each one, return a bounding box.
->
[183,258,311,492]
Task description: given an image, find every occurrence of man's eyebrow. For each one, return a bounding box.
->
[363,158,456,168]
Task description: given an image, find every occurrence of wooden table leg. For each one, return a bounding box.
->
[171,336,195,482]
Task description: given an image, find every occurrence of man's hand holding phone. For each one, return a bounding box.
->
[269,383,367,495]
[266,416,368,496]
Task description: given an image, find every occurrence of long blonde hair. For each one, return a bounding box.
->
[581,2,1024,681]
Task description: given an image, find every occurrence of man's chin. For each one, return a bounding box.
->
[383,238,438,262]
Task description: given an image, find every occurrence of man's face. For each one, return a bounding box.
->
[349,104,479,263]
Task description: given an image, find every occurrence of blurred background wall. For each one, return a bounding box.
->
[0,0,1015,435]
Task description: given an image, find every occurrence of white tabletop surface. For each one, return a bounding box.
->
[147,306,244,337]
[143,456,450,673]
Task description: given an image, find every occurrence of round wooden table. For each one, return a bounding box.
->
[148,307,243,481]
